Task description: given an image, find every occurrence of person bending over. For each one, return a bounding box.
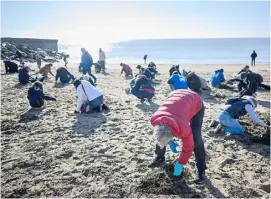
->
[55,67,75,85]
[169,65,181,77]
[27,81,56,108]
[210,96,269,134]
[73,79,104,113]
[120,63,133,77]
[19,65,44,84]
[168,71,188,91]
[129,74,155,103]
[3,60,18,73]
[211,69,225,88]
[34,63,55,79]
[149,90,206,185]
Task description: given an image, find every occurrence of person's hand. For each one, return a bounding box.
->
[169,140,179,153]
[52,98,57,101]
[266,121,270,127]
[173,161,184,176]
[74,110,80,114]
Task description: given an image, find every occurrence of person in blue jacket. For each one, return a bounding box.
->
[80,48,97,83]
[211,69,225,88]
[18,63,44,84]
[27,81,56,108]
[167,71,188,91]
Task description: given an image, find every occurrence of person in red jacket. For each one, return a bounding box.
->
[149,89,206,185]
[120,63,133,77]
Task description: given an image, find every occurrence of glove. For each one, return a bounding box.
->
[173,161,184,176]
[74,110,80,114]
[266,121,270,126]
[169,140,179,153]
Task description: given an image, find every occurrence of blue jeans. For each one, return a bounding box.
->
[88,95,103,109]
[131,88,154,100]
[217,111,245,134]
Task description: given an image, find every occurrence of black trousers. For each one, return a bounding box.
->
[251,58,256,66]
[155,105,207,173]
[83,67,97,81]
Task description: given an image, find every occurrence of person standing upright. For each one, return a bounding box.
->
[143,54,147,64]
[99,48,106,73]
[81,48,97,83]
[36,55,42,69]
[251,50,257,67]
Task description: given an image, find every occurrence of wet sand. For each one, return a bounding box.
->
[1,62,270,198]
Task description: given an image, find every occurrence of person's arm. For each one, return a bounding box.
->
[49,69,55,77]
[177,128,194,165]
[167,76,174,84]
[245,104,268,127]
[221,73,225,82]
[121,67,124,75]
[76,87,84,112]
[133,79,142,91]
[55,71,59,82]
[40,91,56,101]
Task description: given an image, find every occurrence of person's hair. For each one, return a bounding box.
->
[81,48,86,52]
[154,125,173,149]
[244,65,250,70]
[73,79,81,89]
[176,65,179,69]
[33,81,43,90]
[220,69,224,73]
[49,63,53,67]
[120,63,123,66]
[136,65,142,69]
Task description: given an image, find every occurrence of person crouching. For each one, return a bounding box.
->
[167,71,188,91]
[73,79,104,113]
[27,81,56,108]
[120,63,133,77]
[129,74,155,103]
[149,90,206,185]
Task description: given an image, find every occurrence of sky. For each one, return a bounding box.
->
[1,1,270,47]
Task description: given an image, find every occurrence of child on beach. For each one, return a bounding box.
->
[211,69,225,88]
[19,64,44,84]
[27,81,56,108]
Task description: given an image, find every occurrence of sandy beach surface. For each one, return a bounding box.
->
[1,62,270,198]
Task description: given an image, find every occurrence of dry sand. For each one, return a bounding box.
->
[1,62,270,198]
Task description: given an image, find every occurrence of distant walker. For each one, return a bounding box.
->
[251,50,257,67]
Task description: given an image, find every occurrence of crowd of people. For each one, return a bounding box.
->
[2,48,270,186]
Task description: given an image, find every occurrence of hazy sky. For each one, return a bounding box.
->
[1,1,270,46]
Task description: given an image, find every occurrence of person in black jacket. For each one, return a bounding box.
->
[55,67,75,84]
[239,72,263,97]
[130,75,155,103]
[3,60,18,73]
[251,50,257,66]
[18,66,44,84]
[169,65,181,77]
[27,81,56,108]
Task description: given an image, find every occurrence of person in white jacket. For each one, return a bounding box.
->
[73,79,103,113]
[99,48,106,72]
[210,96,269,134]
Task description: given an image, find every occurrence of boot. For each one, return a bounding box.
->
[148,156,165,168]
[194,171,205,185]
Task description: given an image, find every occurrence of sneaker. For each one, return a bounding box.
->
[209,120,219,128]
[194,171,205,186]
[140,99,145,103]
[148,156,165,168]
[214,124,224,134]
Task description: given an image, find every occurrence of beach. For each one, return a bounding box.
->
[1,62,270,198]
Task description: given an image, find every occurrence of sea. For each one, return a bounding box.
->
[58,38,270,65]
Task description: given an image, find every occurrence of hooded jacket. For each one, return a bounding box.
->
[19,67,31,83]
[81,51,93,69]
[150,90,202,165]
[27,86,56,108]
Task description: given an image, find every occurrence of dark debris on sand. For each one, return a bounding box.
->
[239,112,270,145]
[135,164,205,198]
